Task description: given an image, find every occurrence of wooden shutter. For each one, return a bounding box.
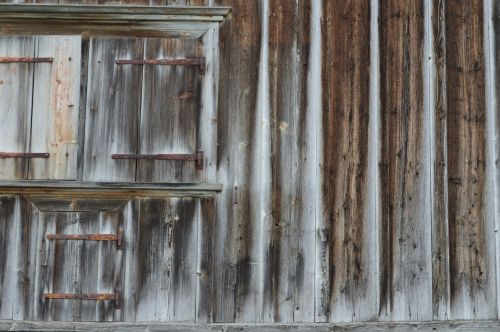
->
[0,37,35,180]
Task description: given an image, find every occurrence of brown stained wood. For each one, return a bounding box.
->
[196,197,216,322]
[132,197,198,322]
[83,38,144,182]
[319,0,374,322]
[431,0,450,320]
[445,0,495,319]
[208,0,261,323]
[265,0,313,323]
[136,38,202,183]
[0,196,33,320]
[29,35,81,180]
[380,0,432,320]
[0,37,34,180]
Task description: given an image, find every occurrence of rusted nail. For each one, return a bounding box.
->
[90,106,97,112]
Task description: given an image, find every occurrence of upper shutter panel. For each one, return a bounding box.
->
[29,35,82,180]
[0,37,35,180]
[135,38,202,183]
[83,38,144,182]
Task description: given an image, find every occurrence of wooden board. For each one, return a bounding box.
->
[0,37,35,180]
[29,35,81,180]
[317,0,376,322]
[0,196,33,320]
[445,0,496,319]
[136,38,202,183]
[122,197,199,322]
[83,37,144,182]
[379,0,432,320]
[264,0,314,323]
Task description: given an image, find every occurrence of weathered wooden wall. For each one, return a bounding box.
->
[0,0,499,326]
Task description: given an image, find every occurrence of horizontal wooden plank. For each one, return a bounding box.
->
[1,320,500,332]
[0,4,231,20]
[0,181,222,197]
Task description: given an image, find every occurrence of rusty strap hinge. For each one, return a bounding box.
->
[115,58,205,75]
[46,230,124,250]
[112,151,203,170]
[0,152,49,158]
[43,292,121,309]
[0,57,53,63]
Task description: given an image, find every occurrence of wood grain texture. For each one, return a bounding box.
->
[494,0,500,320]
[379,0,432,320]
[36,210,120,321]
[317,0,375,322]
[83,38,144,182]
[196,196,216,322]
[124,197,199,322]
[209,0,262,323]
[30,35,81,180]
[263,0,314,323]
[136,38,202,183]
[445,0,496,319]
[0,37,35,180]
[0,196,33,320]
[432,0,451,320]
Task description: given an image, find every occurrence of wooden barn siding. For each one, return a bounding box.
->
[0,0,499,325]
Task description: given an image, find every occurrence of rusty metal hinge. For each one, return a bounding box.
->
[0,57,53,63]
[46,230,124,250]
[112,151,204,170]
[115,58,205,75]
[43,292,121,309]
[0,152,49,158]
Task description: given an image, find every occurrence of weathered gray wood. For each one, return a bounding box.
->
[29,197,127,212]
[2,320,500,332]
[0,196,32,320]
[124,197,199,322]
[263,0,314,323]
[136,38,202,183]
[29,35,81,180]
[0,37,34,180]
[36,210,120,321]
[196,196,215,322]
[83,37,144,182]
[210,0,262,323]
[493,0,500,320]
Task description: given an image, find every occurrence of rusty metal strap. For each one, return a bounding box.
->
[115,58,205,74]
[43,292,121,309]
[46,231,123,250]
[0,57,53,63]
[0,152,49,158]
[112,151,203,170]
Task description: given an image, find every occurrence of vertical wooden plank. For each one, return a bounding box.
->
[263,0,314,323]
[379,0,432,320]
[211,0,262,323]
[136,38,202,183]
[83,38,144,182]
[121,199,140,322]
[30,35,81,180]
[196,196,216,322]
[446,0,497,319]
[134,197,198,322]
[0,37,34,180]
[432,0,451,320]
[318,0,376,322]
[0,196,32,320]
[493,0,500,320]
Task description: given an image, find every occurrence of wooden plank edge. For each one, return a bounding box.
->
[1,320,500,331]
